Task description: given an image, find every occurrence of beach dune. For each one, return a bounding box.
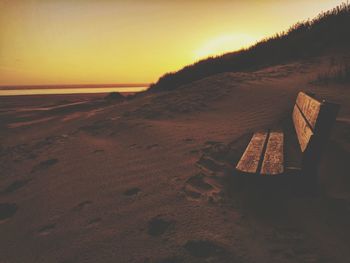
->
[0,54,350,263]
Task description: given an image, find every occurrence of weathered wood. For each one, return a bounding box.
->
[261,131,284,175]
[296,92,322,129]
[235,91,338,179]
[292,104,314,152]
[236,131,268,174]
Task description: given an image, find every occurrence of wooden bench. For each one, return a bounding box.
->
[236,92,339,180]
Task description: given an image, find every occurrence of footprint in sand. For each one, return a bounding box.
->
[38,223,56,235]
[59,259,75,263]
[182,140,236,202]
[0,203,18,223]
[146,144,159,150]
[72,200,93,212]
[183,188,202,200]
[151,256,183,263]
[31,158,58,173]
[1,179,31,195]
[87,217,101,227]
[186,173,214,191]
[147,216,174,237]
[123,187,141,196]
[182,173,222,202]
[189,149,199,155]
[196,156,227,174]
[182,173,212,200]
[266,227,320,261]
[183,240,229,259]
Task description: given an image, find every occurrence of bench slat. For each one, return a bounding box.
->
[261,131,284,175]
[296,92,322,129]
[236,131,268,174]
[292,104,314,152]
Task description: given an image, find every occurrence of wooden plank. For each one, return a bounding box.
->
[296,92,322,129]
[236,131,268,174]
[260,131,284,175]
[292,105,313,152]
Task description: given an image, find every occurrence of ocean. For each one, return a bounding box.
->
[0,86,148,96]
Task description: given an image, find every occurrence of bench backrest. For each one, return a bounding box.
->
[292,92,339,170]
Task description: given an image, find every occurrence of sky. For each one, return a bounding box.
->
[0,0,345,86]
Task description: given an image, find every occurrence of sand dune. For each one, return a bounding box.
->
[0,55,350,263]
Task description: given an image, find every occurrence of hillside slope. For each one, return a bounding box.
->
[149,3,350,92]
[1,54,350,263]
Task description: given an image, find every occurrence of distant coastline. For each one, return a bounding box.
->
[0,83,150,90]
[0,84,149,96]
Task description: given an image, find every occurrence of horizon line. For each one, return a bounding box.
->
[0,83,151,90]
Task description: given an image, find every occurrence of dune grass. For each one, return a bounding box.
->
[316,63,350,84]
[149,3,350,92]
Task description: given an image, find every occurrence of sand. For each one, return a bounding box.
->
[0,54,350,263]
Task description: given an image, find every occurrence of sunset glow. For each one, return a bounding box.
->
[0,0,344,86]
[194,33,259,60]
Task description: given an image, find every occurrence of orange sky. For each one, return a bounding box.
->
[0,0,344,86]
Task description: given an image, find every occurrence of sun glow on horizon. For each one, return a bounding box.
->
[194,33,260,61]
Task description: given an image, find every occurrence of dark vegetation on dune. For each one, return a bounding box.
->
[149,3,350,92]
[316,63,350,84]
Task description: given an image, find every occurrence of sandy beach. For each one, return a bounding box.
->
[0,54,349,263]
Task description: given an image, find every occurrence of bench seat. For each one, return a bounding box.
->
[235,92,339,178]
[236,130,284,175]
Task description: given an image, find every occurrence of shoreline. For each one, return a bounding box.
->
[0,87,147,97]
[0,83,150,90]
[0,92,131,109]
